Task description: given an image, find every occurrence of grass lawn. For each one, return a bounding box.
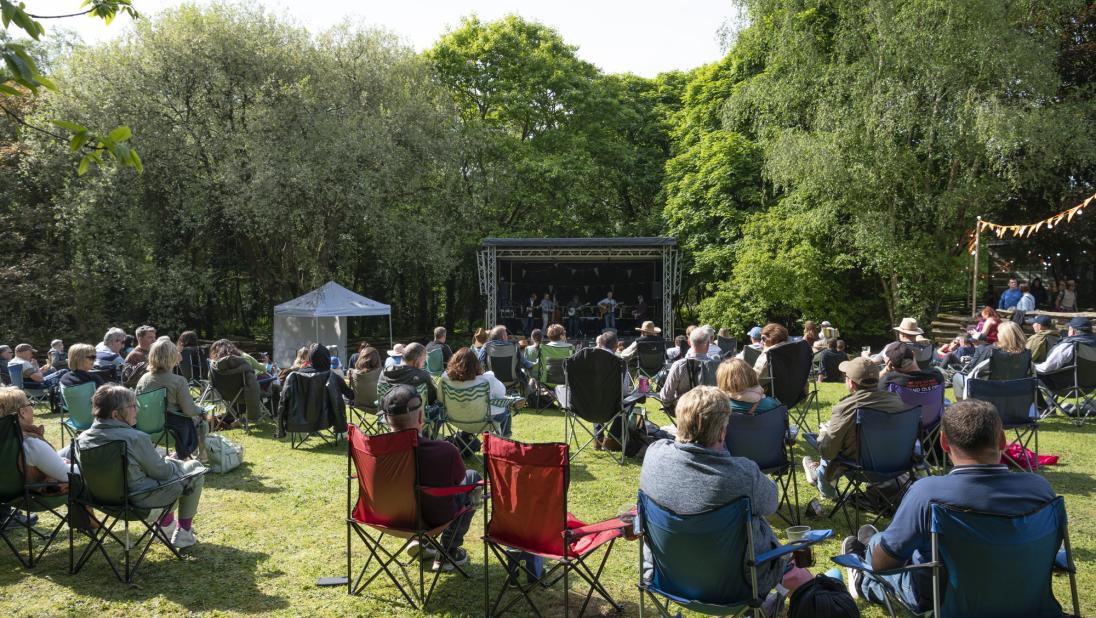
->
[1,382,1091,616]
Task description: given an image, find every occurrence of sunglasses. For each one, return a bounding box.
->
[85,355,97,360]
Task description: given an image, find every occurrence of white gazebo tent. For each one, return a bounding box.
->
[272,281,392,368]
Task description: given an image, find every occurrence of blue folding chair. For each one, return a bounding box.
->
[832,497,1080,618]
[725,406,800,525]
[889,382,947,474]
[637,490,832,617]
[966,377,1039,472]
[805,406,922,531]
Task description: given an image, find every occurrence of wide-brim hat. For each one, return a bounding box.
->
[892,317,924,336]
[386,343,405,357]
[635,321,662,335]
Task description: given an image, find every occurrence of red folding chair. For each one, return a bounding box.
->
[482,433,626,617]
[345,425,479,610]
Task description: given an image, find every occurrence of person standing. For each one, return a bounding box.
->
[997,277,1021,310]
[1056,280,1078,312]
[524,292,538,336]
[539,293,555,331]
[1030,277,1049,308]
[598,291,618,330]
[1016,283,1036,312]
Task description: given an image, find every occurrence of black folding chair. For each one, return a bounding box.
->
[485,343,523,395]
[635,341,668,382]
[69,440,198,583]
[725,405,800,525]
[806,407,922,531]
[1038,343,1096,424]
[763,341,817,432]
[716,336,738,360]
[281,370,346,449]
[561,348,644,465]
[205,366,274,432]
[742,345,762,367]
[968,377,1040,472]
[0,416,69,567]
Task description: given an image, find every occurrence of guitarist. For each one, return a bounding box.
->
[539,292,556,331]
[524,292,538,336]
[566,294,583,337]
[598,291,618,331]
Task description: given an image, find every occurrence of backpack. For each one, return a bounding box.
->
[205,433,244,473]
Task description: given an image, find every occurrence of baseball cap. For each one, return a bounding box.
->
[838,357,880,386]
[1031,315,1052,327]
[747,326,763,339]
[884,342,914,367]
[381,384,423,416]
[14,343,37,354]
[1065,317,1091,333]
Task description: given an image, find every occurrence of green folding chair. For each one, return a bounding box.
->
[135,388,169,448]
[425,347,445,377]
[537,344,575,389]
[59,382,95,448]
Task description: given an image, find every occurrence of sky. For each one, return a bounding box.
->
[54,0,737,77]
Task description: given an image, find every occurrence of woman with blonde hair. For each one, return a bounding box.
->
[59,343,106,388]
[471,327,488,352]
[136,337,210,462]
[953,321,1031,398]
[717,358,781,415]
[0,386,76,484]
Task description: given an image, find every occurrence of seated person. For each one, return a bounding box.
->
[639,386,784,593]
[952,321,1030,398]
[277,344,352,437]
[122,325,157,387]
[426,327,454,367]
[208,339,265,428]
[868,318,925,364]
[279,346,310,383]
[382,385,481,572]
[735,326,764,360]
[475,325,534,378]
[0,345,12,385]
[659,327,714,412]
[77,384,207,548]
[1025,315,1056,364]
[136,337,211,462]
[936,334,974,369]
[523,329,543,367]
[59,343,106,388]
[1,386,79,484]
[752,323,793,381]
[1035,317,1096,390]
[441,347,511,437]
[817,338,850,382]
[46,339,67,372]
[94,327,127,374]
[384,343,404,368]
[8,343,64,389]
[842,399,1056,613]
[665,334,689,361]
[380,342,437,405]
[701,325,722,360]
[717,358,780,415]
[471,328,488,354]
[802,358,907,499]
[544,324,573,348]
[878,343,945,393]
[969,306,1000,345]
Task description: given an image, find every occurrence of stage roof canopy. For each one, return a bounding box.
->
[482,237,676,248]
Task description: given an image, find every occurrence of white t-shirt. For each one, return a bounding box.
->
[22,436,78,481]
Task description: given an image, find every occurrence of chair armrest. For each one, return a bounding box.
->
[803,432,819,450]
[831,552,939,576]
[567,513,633,539]
[623,392,647,407]
[420,480,483,498]
[753,529,833,565]
[126,473,194,499]
[786,427,800,445]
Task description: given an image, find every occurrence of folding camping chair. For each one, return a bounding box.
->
[347,368,383,433]
[205,365,275,432]
[561,347,645,464]
[889,382,948,474]
[537,344,575,389]
[482,433,627,617]
[0,416,69,568]
[660,357,718,419]
[375,382,432,436]
[635,341,668,383]
[7,368,56,414]
[716,336,738,360]
[437,379,519,461]
[832,497,1080,618]
[69,440,198,583]
[1038,343,1096,424]
[485,343,523,395]
[967,377,1040,472]
[345,426,479,610]
[425,347,445,378]
[637,490,832,618]
[178,346,208,391]
[763,340,818,432]
[281,369,346,449]
[725,405,801,525]
[742,345,762,367]
[805,406,922,531]
[59,381,95,449]
[134,388,170,449]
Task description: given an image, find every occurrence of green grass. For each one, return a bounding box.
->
[1,382,1091,616]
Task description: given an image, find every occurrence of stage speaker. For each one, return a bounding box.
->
[652,281,661,300]
[500,283,511,303]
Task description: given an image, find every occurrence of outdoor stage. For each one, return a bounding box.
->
[476,237,681,338]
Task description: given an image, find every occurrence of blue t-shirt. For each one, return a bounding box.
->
[880,464,1056,565]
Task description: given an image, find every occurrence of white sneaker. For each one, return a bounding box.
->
[172,527,198,549]
[160,520,177,543]
[802,456,819,485]
[406,539,438,560]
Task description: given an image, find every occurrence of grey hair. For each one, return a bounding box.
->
[103,327,127,345]
[92,384,135,420]
[135,325,156,338]
[701,324,717,341]
[402,342,426,364]
[690,327,711,347]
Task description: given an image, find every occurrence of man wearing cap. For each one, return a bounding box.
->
[803,357,908,499]
[879,343,945,393]
[1025,315,1058,364]
[381,385,481,572]
[8,343,64,389]
[620,320,663,362]
[1035,317,1096,389]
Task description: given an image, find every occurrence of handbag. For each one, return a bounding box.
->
[205,433,244,473]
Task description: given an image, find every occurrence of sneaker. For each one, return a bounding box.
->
[2,510,38,529]
[432,547,470,573]
[406,539,438,560]
[857,524,879,548]
[840,536,865,599]
[802,456,819,486]
[172,527,198,549]
[160,520,177,543]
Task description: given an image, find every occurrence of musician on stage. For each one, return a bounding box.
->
[633,295,648,322]
[524,292,538,336]
[598,291,618,330]
[565,294,583,338]
[539,293,556,331]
